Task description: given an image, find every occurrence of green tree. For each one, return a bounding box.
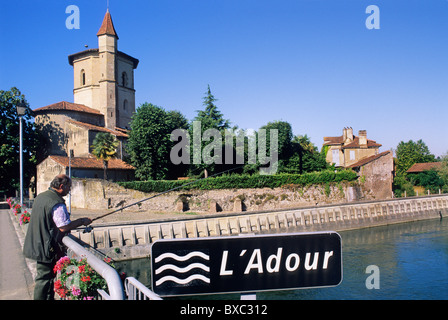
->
[436,152,448,193]
[189,85,232,176]
[395,139,435,176]
[393,175,415,197]
[0,87,41,196]
[91,132,119,180]
[260,120,293,161]
[127,103,189,180]
[286,134,328,174]
[393,139,436,197]
[409,169,445,194]
[257,120,292,173]
[194,85,231,131]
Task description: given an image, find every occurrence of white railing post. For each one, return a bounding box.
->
[124,277,162,300]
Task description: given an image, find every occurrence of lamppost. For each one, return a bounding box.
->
[69,149,73,213]
[16,102,27,206]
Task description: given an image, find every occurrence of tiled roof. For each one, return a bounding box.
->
[68,49,139,68]
[343,137,382,149]
[49,155,134,170]
[406,162,443,173]
[34,101,102,115]
[322,136,344,146]
[66,119,129,138]
[68,48,99,66]
[323,135,381,149]
[97,10,118,39]
[347,151,392,168]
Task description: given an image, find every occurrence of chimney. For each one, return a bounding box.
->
[359,130,367,148]
[346,127,353,142]
[342,127,347,141]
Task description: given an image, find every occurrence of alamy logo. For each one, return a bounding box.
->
[170,121,279,175]
[65,5,80,30]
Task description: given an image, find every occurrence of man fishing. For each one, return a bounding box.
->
[23,174,92,300]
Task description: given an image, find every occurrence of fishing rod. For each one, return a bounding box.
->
[81,165,244,233]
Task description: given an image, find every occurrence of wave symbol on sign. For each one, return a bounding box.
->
[154,251,210,286]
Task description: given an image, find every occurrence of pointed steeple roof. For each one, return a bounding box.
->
[97,9,118,39]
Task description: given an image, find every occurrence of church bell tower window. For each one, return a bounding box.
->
[121,72,128,87]
[81,69,86,86]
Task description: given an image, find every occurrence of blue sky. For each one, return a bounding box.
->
[1,0,447,157]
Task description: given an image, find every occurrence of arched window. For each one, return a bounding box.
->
[81,69,86,86]
[123,99,128,110]
[121,72,128,87]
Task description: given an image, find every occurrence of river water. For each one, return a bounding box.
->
[116,217,448,300]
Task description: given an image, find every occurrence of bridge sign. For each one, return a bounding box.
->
[150,232,342,297]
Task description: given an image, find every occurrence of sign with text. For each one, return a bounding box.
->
[150,232,342,297]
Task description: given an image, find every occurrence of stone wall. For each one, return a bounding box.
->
[36,157,66,195]
[357,151,394,200]
[72,194,448,261]
[70,178,375,213]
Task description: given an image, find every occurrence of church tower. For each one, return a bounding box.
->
[33,9,137,192]
[69,9,139,130]
[97,9,118,130]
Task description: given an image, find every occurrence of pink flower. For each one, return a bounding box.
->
[54,256,71,273]
[71,286,81,297]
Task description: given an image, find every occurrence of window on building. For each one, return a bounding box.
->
[123,99,128,111]
[350,150,355,161]
[121,72,128,87]
[332,149,340,166]
[81,69,86,86]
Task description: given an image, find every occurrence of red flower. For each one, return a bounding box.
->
[54,280,63,289]
[57,288,68,298]
[81,276,91,282]
[54,256,71,273]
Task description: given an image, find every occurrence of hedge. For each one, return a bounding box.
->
[117,170,358,193]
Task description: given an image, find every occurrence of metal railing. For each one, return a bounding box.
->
[6,201,158,300]
[125,277,162,300]
[62,234,126,300]
[63,234,161,300]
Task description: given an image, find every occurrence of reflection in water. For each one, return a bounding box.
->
[116,218,448,300]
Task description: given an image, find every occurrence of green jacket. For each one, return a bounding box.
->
[23,188,66,263]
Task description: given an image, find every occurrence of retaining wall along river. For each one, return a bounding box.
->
[72,194,448,261]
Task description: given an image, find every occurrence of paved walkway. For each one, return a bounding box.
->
[0,209,34,300]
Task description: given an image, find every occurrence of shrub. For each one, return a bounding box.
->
[118,170,358,193]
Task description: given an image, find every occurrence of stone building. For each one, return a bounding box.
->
[323,128,394,199]
[323,127,382,168]
[347,151,394,199]
[34,10,137,193]
[36,155,135,196]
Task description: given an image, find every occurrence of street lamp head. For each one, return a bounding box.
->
[16,102,27,116]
